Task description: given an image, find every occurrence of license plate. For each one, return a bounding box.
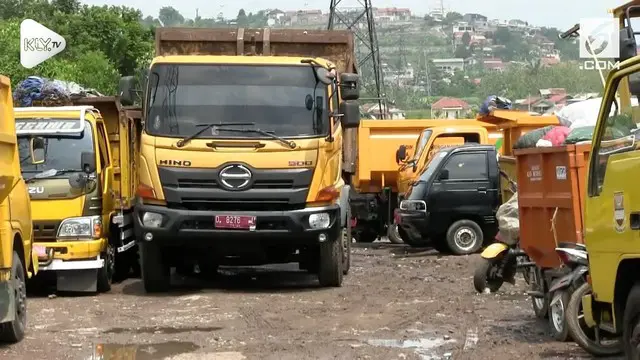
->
[33,245,47,257]
[214,215,256,230]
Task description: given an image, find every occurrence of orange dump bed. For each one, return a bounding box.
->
[514,144,591,268]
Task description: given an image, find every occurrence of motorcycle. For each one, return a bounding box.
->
[548,243,622,355]
[473,233,532,293]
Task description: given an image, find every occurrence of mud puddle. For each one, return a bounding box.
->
[88,341,200,359]
[104,325,223,335]
[366,337,456,360]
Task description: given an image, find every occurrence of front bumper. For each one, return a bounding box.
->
[34,238,106,271]
[397,210,430,242]
[134,202,341,246]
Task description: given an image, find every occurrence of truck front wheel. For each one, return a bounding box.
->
[139,242,170,293]
[318,232,344,287]
[0,251,27,343]
[446,220,484,255]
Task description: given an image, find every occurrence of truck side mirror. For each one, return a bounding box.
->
[30,137,46,164]
[438,169,449,181]
[118,76,136,106]
[339,73,359,100]
[339,100,360,128]
[395,145,407,164]
[617,26,637,63]
[81,152,97,174]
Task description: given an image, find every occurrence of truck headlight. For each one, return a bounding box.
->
[399,200,427,212]
[57,216,102,239]
[142,212,163,228]
[309,213,330,229]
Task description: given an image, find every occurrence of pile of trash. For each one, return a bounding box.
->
[513,97,639,149]
[13,76,103,107]
[496,192,519,246]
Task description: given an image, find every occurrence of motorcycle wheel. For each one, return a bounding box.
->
[530,267,549,319]
[473,257,504,293]
[566,283,623,356]
[548,289,571,342]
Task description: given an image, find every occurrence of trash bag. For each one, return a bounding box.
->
[497,192,519,247]
[479,95,512,116]
[564,126,595,144]
[13,76,103,107]
[513,125,554,149]
[542,125,571,146]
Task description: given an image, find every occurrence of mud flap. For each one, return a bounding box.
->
[0,278,15,324]
[581,293,596,328]
[57,270,98,292]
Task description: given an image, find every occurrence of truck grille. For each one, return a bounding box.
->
[159,164,313,212]
[33,220,61,242]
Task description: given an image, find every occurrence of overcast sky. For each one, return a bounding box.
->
[82,0,627,29]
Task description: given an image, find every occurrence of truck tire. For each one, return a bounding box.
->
[343,207,352,275]
[318,234,343,287]
[139,242,170,293]
[97,243,115,293]
[387,224,404,244]
[445,220,484,255]
[622,283,640,359]
[566,282,622,356]
[0,252,27,343]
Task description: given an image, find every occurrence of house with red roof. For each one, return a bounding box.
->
[431,97,470,119]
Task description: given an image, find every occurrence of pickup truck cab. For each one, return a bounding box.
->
[397,144,500,254]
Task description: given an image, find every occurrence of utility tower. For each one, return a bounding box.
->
[328,0,387,118]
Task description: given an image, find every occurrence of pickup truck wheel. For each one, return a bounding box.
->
[139,242,170,293]
[0,252,27,343]
[97,244,115,293]
[387,224,404,244]
[446,220,483,255]
[318,234,343,287]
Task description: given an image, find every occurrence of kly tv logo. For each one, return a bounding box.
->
[20,19,66,69]
[579,18,620,70]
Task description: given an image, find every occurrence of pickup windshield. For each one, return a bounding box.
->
[406,149,449,200]
[17,120,94,174]
[146,64,330,138]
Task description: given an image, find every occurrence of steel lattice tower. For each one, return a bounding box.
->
[328,0,387,118]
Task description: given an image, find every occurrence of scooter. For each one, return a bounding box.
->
[548,243,622,355]
[547,242,589,341]
[473,233,532,293]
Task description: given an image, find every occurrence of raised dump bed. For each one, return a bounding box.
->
[514,144,591,269]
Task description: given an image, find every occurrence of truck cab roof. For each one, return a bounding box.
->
[441,143,496,154]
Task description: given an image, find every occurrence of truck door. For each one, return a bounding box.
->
[429,151,492,222]
[585,68,640,304]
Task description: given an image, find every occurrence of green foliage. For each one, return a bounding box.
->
[0,1,152,95]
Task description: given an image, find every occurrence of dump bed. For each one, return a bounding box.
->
[74,97,142,210]
[515,144,591,269]
[354,119,497,193]
[0,76,16,202]
[155,27,357,73]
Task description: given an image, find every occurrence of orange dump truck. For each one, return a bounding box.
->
[350,118,499,243]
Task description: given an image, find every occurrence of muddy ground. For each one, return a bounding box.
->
[0,241,619,360]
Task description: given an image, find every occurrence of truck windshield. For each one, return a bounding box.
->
[146,64,330,138]
[411,129,433,161]
[17,120,94,174]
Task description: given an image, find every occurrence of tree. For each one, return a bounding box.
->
[493,27,512,45]
[454,45,471,59]
[237,9,248,26]
[158,6,184,27]
[462,31,471,46]
[444,11,463,24]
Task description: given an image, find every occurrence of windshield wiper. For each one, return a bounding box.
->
[176,122,256,148]
[25,169,80,183]
[216,128,296,149]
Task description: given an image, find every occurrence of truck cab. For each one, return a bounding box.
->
[122,28,360,292]
[397,144,500,254]
[0,75,36,343]
[14,106,119,293]
[395,125,490,196]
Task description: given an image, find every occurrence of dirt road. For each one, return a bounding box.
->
[0,242,615,359]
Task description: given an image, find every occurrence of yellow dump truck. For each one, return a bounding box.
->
[14,97,141,293]
[118,27,360,291]
[351,119,497,243]
[0,75,36,343]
